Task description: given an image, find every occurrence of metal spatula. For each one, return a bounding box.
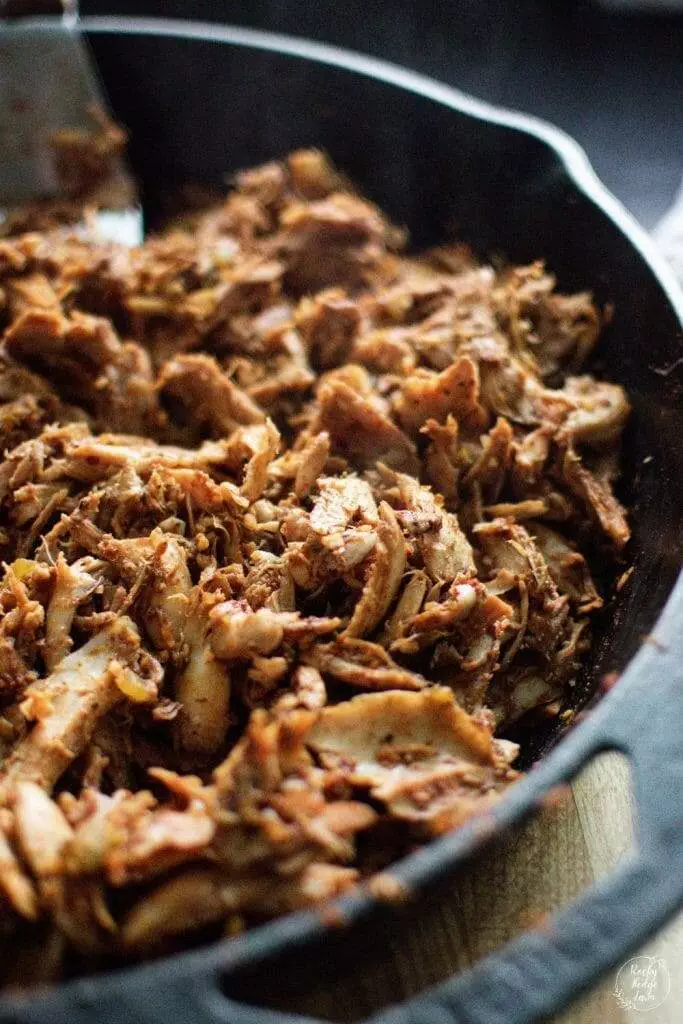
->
[0,0,142,244]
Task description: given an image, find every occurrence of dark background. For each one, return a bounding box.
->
[81,0,682,229]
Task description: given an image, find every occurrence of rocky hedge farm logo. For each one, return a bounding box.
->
[614,956,670,1012]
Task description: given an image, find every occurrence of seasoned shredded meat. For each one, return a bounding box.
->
[0,144,629,987]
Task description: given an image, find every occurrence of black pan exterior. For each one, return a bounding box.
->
[0,18,681,1024]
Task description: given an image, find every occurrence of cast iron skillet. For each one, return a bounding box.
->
[0,14,682,1024]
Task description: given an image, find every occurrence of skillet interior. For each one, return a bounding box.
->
[85,25,683,763]
[0,19,681,1024]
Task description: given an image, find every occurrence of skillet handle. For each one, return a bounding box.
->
[0,974,313,1024]
[365,636,683,1024]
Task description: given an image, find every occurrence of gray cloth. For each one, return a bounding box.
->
[598,1,683,10]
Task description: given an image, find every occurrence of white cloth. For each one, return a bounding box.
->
[654,180,683,286]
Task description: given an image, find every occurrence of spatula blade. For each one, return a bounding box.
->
[0,19,142,244]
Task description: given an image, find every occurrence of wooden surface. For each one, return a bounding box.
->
[232,752,682,1022]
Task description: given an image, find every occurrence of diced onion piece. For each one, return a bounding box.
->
[10,558,36,581]
[112,663,156,704]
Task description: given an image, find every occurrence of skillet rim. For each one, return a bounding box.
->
[84,16,683,317]
[0,14,681,1016]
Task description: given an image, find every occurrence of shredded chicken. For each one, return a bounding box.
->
[0,618,161,804]
[308,687,519,833]
[0,144,629,985]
